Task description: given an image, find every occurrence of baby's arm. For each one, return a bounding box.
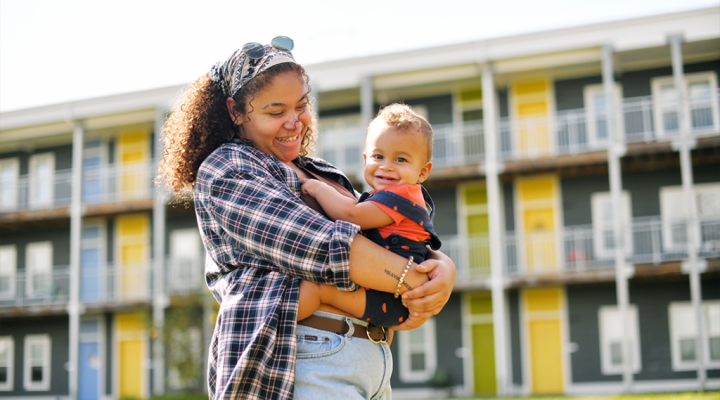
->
[297,280,366,321]
[301,179,393,230]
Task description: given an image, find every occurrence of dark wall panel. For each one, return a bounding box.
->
[390,294,464,389]
[509,289,523,385]
[498,88,509,118]
[554,76,603,111]
[405,94,454,125]
[427,187,457,236]
[0,227,71,270]
[0,315,69,395]
[568,278,720,383]
[567,283,621,383]
[318,105,361,118]
[620,60,720,98]
[503,182,515,231]
[561,163,720,226]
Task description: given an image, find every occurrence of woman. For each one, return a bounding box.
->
[158,37,456,400]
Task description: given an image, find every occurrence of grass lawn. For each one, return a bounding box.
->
[447,392,718,400]
[150,392,718,400]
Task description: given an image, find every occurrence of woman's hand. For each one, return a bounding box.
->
[392,251,456,331]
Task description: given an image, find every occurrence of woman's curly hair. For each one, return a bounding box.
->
[157,62,316,198]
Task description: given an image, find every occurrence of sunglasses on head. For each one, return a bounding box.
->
[241,36,294,59]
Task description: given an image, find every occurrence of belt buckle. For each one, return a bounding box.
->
[366,326,387,344]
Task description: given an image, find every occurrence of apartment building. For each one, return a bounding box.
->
[1,6,718,399]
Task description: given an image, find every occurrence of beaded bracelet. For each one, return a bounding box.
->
[394,256,414,299]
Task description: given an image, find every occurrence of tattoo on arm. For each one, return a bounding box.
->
[384,269,413,291]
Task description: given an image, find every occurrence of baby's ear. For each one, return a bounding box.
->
[363,152,368,165]
[417,161,433,183]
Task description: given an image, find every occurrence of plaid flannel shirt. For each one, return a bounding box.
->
[194,139,361,399]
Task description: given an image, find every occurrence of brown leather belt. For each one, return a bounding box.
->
[298,314,387,343]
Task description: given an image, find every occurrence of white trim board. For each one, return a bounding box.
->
[391,385,466,400]
[566,378,720,395]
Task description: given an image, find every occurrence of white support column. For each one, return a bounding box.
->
[602,44,633,392]
[360,76,374,190]
[152,108,169,395]
[68,121,85,400]
[482,62,508,396]
[669,34,706,390]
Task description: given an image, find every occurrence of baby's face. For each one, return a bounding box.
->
[363,126,433,191]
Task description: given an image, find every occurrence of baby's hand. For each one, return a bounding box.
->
[300,178,324,197]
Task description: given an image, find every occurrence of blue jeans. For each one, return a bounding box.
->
[294,311,393,400]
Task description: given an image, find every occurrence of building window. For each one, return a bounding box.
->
[80,222,106,302]
[591,191,632,259]
[668,301,720,371]
[0,158,19,211]
[23,335,51,391]
[316,114,363,172]
[651,72,720,138]
[82,140,106,203]
[26,242,53,299]
[398,317,437,382]
[583,84,623,146]
[28,153,55,208]
[660,184,720,253]
[169,229,203,292]
[0,336,14,390]
[0,246,17,300]
[598,305,641,375]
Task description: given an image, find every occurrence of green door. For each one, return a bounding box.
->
[468,293,496,394]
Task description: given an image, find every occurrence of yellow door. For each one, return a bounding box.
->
[116,312,146,399]
[468,293,496,394]
[120,340,143,398]
[463,184,490,276]
[118,129,149,199]
[523,287,564,394]
[529,319,563,393]
[116,214,149,300]
[511,79,552,157]
[517,175,558,273]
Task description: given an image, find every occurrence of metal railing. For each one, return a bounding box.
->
[314,120,487,174]
[440,235,491,279]
[81,160,157,204]
[432,122,485,167]
[0,169,73,213]
[0,267,70,307]
[1,256,212,309]
[165,256,206,296]
[504,216,720,275]
[77,262,154,304]
[0,161,157,214]
[500,91,720,161]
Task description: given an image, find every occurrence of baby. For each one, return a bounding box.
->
[298,103,442,327]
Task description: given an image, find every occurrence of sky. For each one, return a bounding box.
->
[1,0,718,112]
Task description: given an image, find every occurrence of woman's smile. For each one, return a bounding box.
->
[236,71,311,164]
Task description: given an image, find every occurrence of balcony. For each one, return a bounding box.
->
[0,268,70,308]
[505,216,720,275]
[500,90,720,161]
[441,235,490,280]
[0,169,73,213]
[81,160,156,204]
[0,160,157,216]
[0,256,209,311]
[313,91,719,175]
[164,256,206,296]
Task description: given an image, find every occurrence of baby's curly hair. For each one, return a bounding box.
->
[157,62,315,198]
[368,103,434,160]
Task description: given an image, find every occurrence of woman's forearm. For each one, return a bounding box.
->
[348,235,428,295]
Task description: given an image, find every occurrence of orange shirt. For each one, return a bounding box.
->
[367,184,431,242]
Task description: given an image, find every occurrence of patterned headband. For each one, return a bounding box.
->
[208,43,296,98]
